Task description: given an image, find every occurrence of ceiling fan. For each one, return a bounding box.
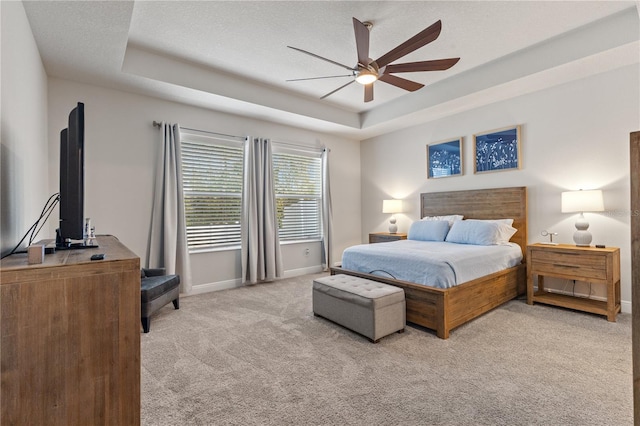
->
[287,17,460,103]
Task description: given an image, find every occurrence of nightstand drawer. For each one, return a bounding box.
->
[369,233,407,243]
[530,249,607,280]
[373,235,400,242]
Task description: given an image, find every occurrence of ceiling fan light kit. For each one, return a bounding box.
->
[288,17,460,102]
[355,72,377,85]
[355,68,378,85]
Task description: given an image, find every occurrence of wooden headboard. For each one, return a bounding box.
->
[420,187,528,257]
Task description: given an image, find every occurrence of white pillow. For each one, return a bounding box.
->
[445,220,517,245]
[421,214,464,227]
[466,218,514,226]
[408,220,450,242]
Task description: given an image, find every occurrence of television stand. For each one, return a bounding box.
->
[33,239,97,254]
[55,228,99,250]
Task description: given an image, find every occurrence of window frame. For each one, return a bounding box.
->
[272,144,323,244]
[180,132,244,253]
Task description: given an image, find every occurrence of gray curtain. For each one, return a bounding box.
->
[148,122,192,294]
[321,148,333,271]
[241,137,283,284]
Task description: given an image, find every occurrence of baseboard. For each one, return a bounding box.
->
[281,265,324,278]
[189,278,243,295]
[188,265,324,296]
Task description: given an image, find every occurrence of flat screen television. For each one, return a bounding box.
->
[56,102,96,249]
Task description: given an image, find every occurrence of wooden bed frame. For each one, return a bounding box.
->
[330,186,528,339]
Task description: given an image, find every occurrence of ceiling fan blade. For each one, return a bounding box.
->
[320,80,356,100]
[286,74,353,82]
[378,74,424,92]
[288,46,355,71]
[364,83,374,102]
[353,17,370,66]
[375,20,442,68]
[385,58,460,73]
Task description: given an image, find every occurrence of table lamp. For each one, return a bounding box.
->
[382,199,403,233]
[561,189,604,246]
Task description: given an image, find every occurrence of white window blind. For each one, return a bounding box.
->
[181,135,243,251]
[272,150,322,242]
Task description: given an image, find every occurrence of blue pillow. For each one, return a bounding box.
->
[445,220,517,245]
[408,220,450,242]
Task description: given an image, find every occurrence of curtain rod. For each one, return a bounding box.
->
[272,139,325,153]
[153,121,328,152]
[153,121,244,141]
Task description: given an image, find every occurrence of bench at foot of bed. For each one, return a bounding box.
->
[312,274,406,343]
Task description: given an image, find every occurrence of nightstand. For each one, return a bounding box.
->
[526,243,621,321]
[369,232,407,244]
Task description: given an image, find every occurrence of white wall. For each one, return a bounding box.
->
[0,1,49,256]
[360,64,640,312]
[9,0,636,311]
[47,79,361,291]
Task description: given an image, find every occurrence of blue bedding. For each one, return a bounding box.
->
[341,240,523,289]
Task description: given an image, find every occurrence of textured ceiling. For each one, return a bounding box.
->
[127,1,635,111]
[23,1,640,138]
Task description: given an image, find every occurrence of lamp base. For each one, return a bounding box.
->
[573,230,592,247]
[573,213,592,246]
[388,217,398,234]
[574,230,593,246]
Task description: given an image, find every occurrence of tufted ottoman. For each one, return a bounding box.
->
[312,274,405,343]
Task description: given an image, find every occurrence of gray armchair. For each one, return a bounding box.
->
[141,268,180,333]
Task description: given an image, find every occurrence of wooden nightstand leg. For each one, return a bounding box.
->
[537,275,545,293]
[527,273,534,305]
[607,279,617,322]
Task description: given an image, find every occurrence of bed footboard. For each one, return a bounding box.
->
[330,264,525,339]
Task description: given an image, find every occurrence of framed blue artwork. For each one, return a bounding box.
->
[474,125,521,173]
[426,138,463,179]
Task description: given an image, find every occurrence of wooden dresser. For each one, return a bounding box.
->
[0,236,141,425]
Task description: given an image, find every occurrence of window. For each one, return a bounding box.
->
[181,134,243,251]
[272,148,322,242]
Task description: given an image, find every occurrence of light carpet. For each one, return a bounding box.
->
[141,272,632,425]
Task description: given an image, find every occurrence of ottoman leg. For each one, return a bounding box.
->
[172,297,180,309]
[142,317,151,333]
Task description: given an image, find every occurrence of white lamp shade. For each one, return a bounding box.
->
[382,199,403,214]
[561,190,604,213]
[561,189,604,247]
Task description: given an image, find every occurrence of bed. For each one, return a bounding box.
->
[330,186,527,339]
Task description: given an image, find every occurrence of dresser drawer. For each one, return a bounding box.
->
[530,249,607,281]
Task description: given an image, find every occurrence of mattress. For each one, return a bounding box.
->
[341,240,523,289]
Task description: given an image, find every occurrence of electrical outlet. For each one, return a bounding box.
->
[304,248,310,256]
